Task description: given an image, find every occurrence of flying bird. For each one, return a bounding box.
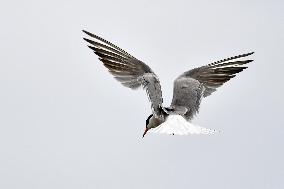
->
[82,30,254,137]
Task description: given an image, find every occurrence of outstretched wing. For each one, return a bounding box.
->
[83,30,163,117]
[171,52,254,120]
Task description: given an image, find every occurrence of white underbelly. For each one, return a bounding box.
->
[148,115,219,135]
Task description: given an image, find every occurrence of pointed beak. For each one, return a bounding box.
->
[142,127,149,138]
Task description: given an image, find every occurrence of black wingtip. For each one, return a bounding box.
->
[87,45,96,51]
[82,30,94,37]
[241,52,255,58]
[83,37,94,44]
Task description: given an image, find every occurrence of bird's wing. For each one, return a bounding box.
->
[83,30,163,117]
[171,52,254,120]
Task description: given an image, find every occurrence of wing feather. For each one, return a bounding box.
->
[83,30,163,117]
[171,52,254,120]
[180,52,254,97]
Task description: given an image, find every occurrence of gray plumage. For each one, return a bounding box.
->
[171,52,254,120]
[83,30,254,124]
[83,30,163,118]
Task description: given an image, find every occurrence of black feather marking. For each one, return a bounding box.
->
[83,38,131,59]
[88,46,128,61]
[83,30,136,59]
[94,51,129,65]
[209,60,253,69]
[208,52,254,66]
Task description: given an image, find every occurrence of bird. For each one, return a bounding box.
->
[82,30,254,137]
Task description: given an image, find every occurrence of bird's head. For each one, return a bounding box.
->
[143,114,165,137]
[143,114,153,137]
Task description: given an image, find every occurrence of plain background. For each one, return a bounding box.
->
[0,0,283,188]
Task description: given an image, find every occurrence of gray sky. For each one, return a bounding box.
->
[0,0,283,188]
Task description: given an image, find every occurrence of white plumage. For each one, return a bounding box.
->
[148,115,219,135]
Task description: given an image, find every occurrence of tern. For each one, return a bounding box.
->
[82,30,254,137]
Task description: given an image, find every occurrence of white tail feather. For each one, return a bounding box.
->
[148,115,219,135]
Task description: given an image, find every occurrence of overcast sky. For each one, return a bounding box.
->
[0,0,283,189]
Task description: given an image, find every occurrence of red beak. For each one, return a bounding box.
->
[142,127,149,138]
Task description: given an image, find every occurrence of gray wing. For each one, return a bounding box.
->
[171,52,254,120]
[83,30,163,117]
